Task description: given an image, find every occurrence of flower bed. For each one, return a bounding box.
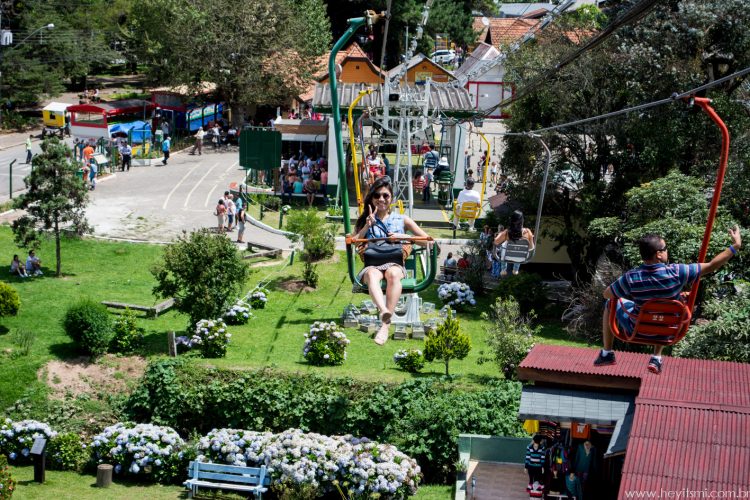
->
[196,428,421,498]
[303,321,349,366]
[0,419,57,463]
[223,299,253,325]
[89,423,186,483]
[437,282,476,309]
[393,349,426,373]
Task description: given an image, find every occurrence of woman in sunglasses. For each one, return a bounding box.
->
[353,176,431,345]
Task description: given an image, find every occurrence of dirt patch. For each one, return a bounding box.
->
[278,278,316,294]
[41,354,147,399]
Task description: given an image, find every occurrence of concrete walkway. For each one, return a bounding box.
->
[467,461,531,500]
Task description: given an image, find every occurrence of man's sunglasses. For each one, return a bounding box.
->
[657,246,668,252]
[373,192,391,200]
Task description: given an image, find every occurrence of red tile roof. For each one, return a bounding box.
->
[472,16,594,49]
[519,344,750,496]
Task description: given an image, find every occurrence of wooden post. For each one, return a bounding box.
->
[96,464,113,488]
[168,331,177,357]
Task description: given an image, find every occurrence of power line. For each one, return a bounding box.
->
[478,0,661,118]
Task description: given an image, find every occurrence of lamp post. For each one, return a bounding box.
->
[0,23,55,126]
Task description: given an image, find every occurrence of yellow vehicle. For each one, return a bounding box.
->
[42,102,70,138]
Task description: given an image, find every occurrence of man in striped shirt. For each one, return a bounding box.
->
[594,227,742,374]
[524,434,546,491]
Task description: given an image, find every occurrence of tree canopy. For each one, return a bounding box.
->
[127,0,330,124]
[501,0,750,272]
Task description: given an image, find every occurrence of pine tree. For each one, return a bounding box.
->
[424,309,471,376]
[12,138,91,277]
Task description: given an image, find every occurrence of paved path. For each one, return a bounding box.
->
[467,461,531,500]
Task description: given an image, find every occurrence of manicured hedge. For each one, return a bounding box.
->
[125,359,524,483]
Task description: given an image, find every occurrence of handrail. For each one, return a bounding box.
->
[346,235,434,244]
[348,88,373,212]
[477,132,491,207]
[685,97,730,315]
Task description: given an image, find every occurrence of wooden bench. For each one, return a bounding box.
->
[184,461,270,499]
[101,298,175,318]
[243,242,282,260]
[437,266,463,282]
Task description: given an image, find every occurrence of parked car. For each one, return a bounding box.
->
[430,49,455,65]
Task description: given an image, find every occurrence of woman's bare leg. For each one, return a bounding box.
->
[364,268,387,314]
[384,266,404,319]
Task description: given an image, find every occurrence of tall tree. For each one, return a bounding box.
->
[12,138,91,277]
[128,0,330,124]
[500,1,750,273]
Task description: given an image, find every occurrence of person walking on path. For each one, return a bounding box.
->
[25,135,33,164]
[119,141,132,172]
[190,127,205,155]
[161,136,171,165]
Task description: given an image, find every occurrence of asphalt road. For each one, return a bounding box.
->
[0,136,75,199]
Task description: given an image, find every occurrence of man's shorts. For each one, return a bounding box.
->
[609,298,635,335]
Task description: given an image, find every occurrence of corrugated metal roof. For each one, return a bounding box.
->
[519,386,633,425]
[520,345,750,494]
[520,344,646,379]
[312,83,476,117]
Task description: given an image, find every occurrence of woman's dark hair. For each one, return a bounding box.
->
[355,176,394,232]
[509,210,524,240]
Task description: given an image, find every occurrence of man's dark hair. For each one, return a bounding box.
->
[533,434,544,444]
[465,178,475,188]
[638,233,664,260]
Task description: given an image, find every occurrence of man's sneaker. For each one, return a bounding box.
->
[593,351,616,366]
[647,357,662,374]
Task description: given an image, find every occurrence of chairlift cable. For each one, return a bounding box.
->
[476,65,750,137]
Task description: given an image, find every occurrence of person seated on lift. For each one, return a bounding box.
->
[493,210,534,276]
[353,176,431,345]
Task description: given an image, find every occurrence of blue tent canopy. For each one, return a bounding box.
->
[109,120,152,143]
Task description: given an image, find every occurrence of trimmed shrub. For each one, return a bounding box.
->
[393,349,426,373]
[0,418,57,463]
[190,318,231,358]
[250,288,269,309]
[125,359,525,484]
[437,282,476,310]
[0,454,16,500]
[303,321,349,366]
[62,299,113,357]
[89,423,188,484]
[48,432,89,472]
[110,308,145,354]
[223,299,252,325]
[493,273,548,315]
[0,283,20,318]
[424,310,471,376]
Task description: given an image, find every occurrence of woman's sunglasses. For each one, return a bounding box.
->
[373,192,391,200]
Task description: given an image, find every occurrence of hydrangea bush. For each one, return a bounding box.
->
[195,428,421,499]
[303,321,349,366]
[250,288,269,309]
[89,423,187,483]
[223,299,253,325]
[190,318,231,358]
[0,419,57,463]
[393,349,426,373]
[437,282,476,310]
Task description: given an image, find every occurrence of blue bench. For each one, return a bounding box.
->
[184,461,270,499]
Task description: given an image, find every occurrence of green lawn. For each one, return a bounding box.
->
[8,466,454,499]
[0,226,582,410]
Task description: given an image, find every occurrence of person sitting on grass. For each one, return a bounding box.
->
[10,254,29,278]
[594,227,742,375]
[353,176,431,346]
[25,250,42,276]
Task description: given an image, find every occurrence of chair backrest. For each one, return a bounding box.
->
[503,238,531,263]
[188,461,270,486]
[454,201,480,219]
[629,299,691,345]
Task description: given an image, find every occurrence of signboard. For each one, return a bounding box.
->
[31,437,47,455]
[415,71,433,83]
[239,128,281,171]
